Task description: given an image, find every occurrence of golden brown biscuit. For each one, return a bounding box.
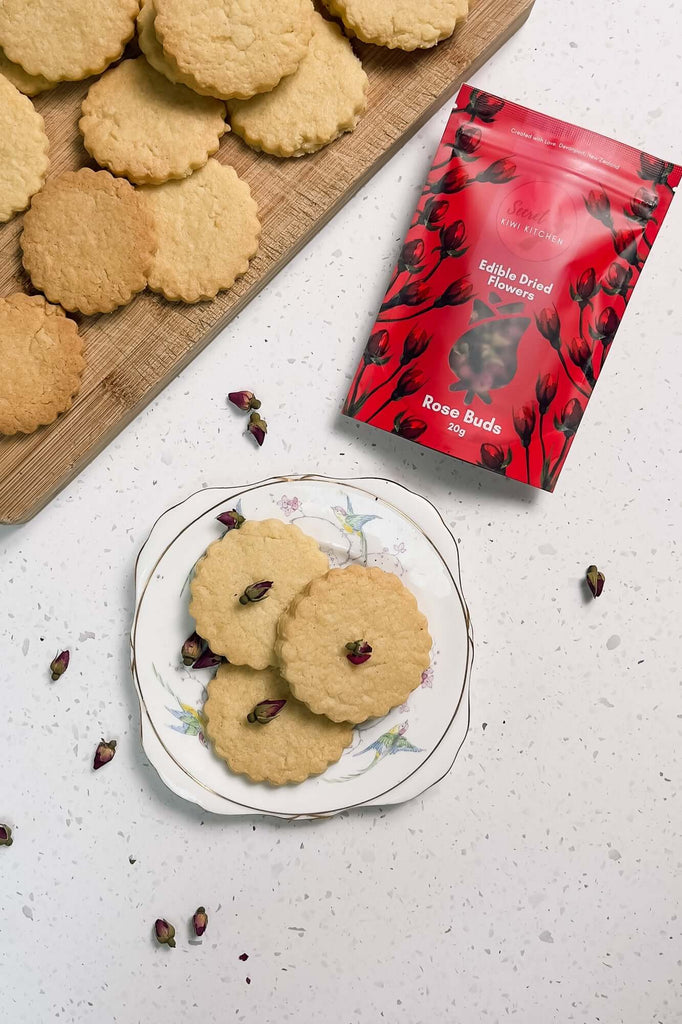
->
[227,13,368,158]
[0,293,85,435]
[0,74,50,223]
[0,47,54,96]
[0,0,140,82]
[80,58,227,185]
[21,169,156,315]
[189,519,329,671]
[276,565,432,724]
[321,0,468,50]
[136,0,208,95]
[204,663,353,785]
[153,0,314,100]
[139,159,260,302]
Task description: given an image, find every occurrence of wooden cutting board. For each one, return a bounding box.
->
[0,0,535,523]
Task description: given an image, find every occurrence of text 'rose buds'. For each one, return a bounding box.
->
[154,919,176,948]
[228,390,261,412]
[247,699,286,724]
[93,739,117,771]
[50,650,70,681]
[0,824,13,847]
[345,640,373,665]
[239,581,273,605]
[247,411,267,447]
[585,564,606,599]
[216,509,245,531]
[193,907,208,938]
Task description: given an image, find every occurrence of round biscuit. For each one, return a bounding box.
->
[321,0,468,50]
[0,74,50,223]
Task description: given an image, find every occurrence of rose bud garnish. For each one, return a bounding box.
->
[239,581,273,604]
[638,153,674,185]
[400,328,430,364]
[512,404,536,448]
[181,631,204,666]
[0,824,13,847]
[93,738,117,770]
[419,197,448,228]
[364,329,391,366]
[247,411,267,447]
[479,443,512,473]
[393,411,427,441]
[193,907,208,938]
[476,157,516,185]
[398,239,425,272]
[434,277,473,308]
[439,220,467,258]
[535,306,561,349]
[584,188,613,229]
[228,390,261,412]
[465,89,504,123]
[345,640,372,665]
[191,646,224,669]
[154,919,176,948]
[50,650,70,681]
[247,699,286,724]
[216,509,245,531]
[554,398,583,436]
[535,373,557,415]
[585,564,606,599]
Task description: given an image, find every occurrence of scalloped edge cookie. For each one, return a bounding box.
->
[0,74,50,222]
[320,0,468,50]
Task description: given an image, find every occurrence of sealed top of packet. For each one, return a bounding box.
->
[343,84,681,490]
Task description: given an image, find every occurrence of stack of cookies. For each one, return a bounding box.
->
[189,518,432,785]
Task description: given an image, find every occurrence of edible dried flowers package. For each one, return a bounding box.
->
[343,84,681,490]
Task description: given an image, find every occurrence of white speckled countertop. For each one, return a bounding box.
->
[2,1,681,1020]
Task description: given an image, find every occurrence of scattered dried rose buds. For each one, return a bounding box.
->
[239,580,273,604]
[93,739,117,770]
[247,699,286,724]
[192,907,208,938]
[154,919,176,948]
[181,632,204,666]
[0,824,13,846]
[345,640,373,666]
[191,647,224,669]
[586,565,605,599]
[50,650,70,681]
[247,411,267,447]
[216,509,245,531]
[228,390,261,412]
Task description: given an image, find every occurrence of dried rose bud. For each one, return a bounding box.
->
[345,640,373,665]
[228,390,261,412]
[239,581,273,604]
[181,632,204,665]
[191,646,223,669]
[216,509,245,531]
[154,918,176,947]
[585,565,605,599]
[50,650,70,681]
[0,824,13,847]
[247,699,286,724]
[93,738,117,770]
[247,411,267,447]
[192,906,208,937]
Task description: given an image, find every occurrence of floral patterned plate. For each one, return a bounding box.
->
[131,476,473,818]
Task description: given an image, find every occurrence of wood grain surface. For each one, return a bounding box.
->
[0,0,535,523]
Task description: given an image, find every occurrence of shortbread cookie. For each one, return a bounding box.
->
[276,565,432,724]
[227,13,368,158]
[137,0,206,95]
[204,663,353,785]
[321,0,468,50]
[153,0,314,100]
[0,0,140,82]
[139,159,260,302]
[0,75,50,223]
[190,519,329,671]
[0,48,54,96]
[21,169,156,315]
[0,293,85,435]
[80,58,227,185]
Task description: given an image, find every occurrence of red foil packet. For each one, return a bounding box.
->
[343,85,681,490]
